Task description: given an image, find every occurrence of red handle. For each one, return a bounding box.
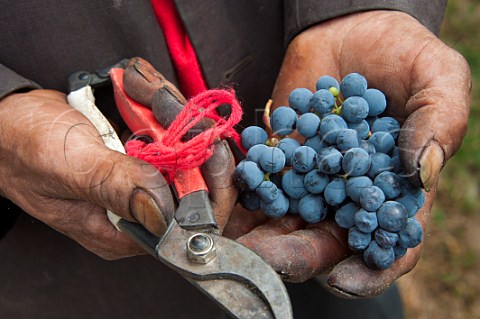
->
[110,68,208,198]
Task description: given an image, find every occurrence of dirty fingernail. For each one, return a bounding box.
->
[130,188,168,237]
[419,142,444,192]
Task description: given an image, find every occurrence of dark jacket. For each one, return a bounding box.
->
[0,1,446,318]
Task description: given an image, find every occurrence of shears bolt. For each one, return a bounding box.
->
[187,233,216,264]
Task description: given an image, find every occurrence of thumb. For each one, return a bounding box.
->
[398,44,471,190]
[63,123,175,237]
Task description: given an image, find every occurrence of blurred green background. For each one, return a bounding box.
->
[398,1,480,318]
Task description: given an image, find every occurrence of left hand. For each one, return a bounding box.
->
[224,10,471,297]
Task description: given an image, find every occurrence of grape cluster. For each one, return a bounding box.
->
[233,73,425,270]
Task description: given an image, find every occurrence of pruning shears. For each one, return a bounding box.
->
[67,60,293,319]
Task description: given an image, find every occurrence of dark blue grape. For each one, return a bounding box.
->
[336,128,360,152]
[390,146,399,158]
[390,155,402,173]
[259,146,286,173]
[342,147,371,177]
[310,89,335,117]
[316,75,340,92]
[340,73,367,98]
[416,190,425,208]
[241,126,267,150]
[359,186,385,211]
[354,209,378,233]
[269,173,283,189]
[369,131,395,154]
[348,227,371,251]
[366,116,378,128]
[362,88,386,116]
[363,241,395,270]
[346,176,373,202]
[399,178,425,208]
[397,217,423,248]
[319,114,348,144]
[377,201,408,232]
[341,96,369,123]
[360,140,376,155]
[297,113,321,137]
[289,88,313,114]
[374,171,401,199]
[393,245,407,259]
[233,160,265,191]
[317,147,343,174]
[371,117,401,139]
[396,194,420,217]
[374,228,399,248]
[238,191,261,211]
[367,152,391,179]
[304,135,328,153]
[324,177,347,206]
[348,120,370,139]
[260,190,289,218]
[291,146,317,173]
[246,143,269,163]
[270,106,297,136]
[304,170,329,194]
[277,138,301,166]
[282,169,308,199]
[288,197,300,214]
[335,202,359,229]
[256,181,279,203]
[298,194,328,223]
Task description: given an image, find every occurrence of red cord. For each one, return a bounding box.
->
[150,0,207,98]
[125,89,242,179]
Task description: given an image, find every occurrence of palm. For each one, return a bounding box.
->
[224,10,470,297]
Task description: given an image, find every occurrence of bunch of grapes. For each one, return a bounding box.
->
[233,73,425,270]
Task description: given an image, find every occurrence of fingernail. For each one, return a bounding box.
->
[419,142,444,192]
[130,188,168,237]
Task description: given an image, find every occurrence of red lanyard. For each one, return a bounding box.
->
[150,0,208,99]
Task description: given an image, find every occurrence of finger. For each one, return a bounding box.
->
[334,13,471,189]
[0,91,175,238]
[327,187,435,298]
[200,139,238,230]
[37,197,146,260]
[124,58,239,229]
[237,217,351,282]
[51,112,176,237]
[123,57,186,107]
[398,43,471,189]
[123,57,210,137]
[237,215,305,250]
[222,205,268,240]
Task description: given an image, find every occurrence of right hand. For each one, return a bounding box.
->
[0,89,175,259]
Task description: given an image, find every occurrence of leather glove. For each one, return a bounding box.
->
[224,10,471,298]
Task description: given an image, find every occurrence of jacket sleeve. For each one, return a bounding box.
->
[284,0,448,43]
[0,64,41,100]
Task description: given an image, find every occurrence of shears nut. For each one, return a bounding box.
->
[187,233,217,264]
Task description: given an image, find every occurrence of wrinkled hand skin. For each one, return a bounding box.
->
[224,11,471,298]
[0,90,176,259]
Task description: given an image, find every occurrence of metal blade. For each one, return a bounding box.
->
[157,222,293,319]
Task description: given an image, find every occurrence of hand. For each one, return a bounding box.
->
[224,10,471,297]
[122,57,238,231]
[0,89,176,259]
